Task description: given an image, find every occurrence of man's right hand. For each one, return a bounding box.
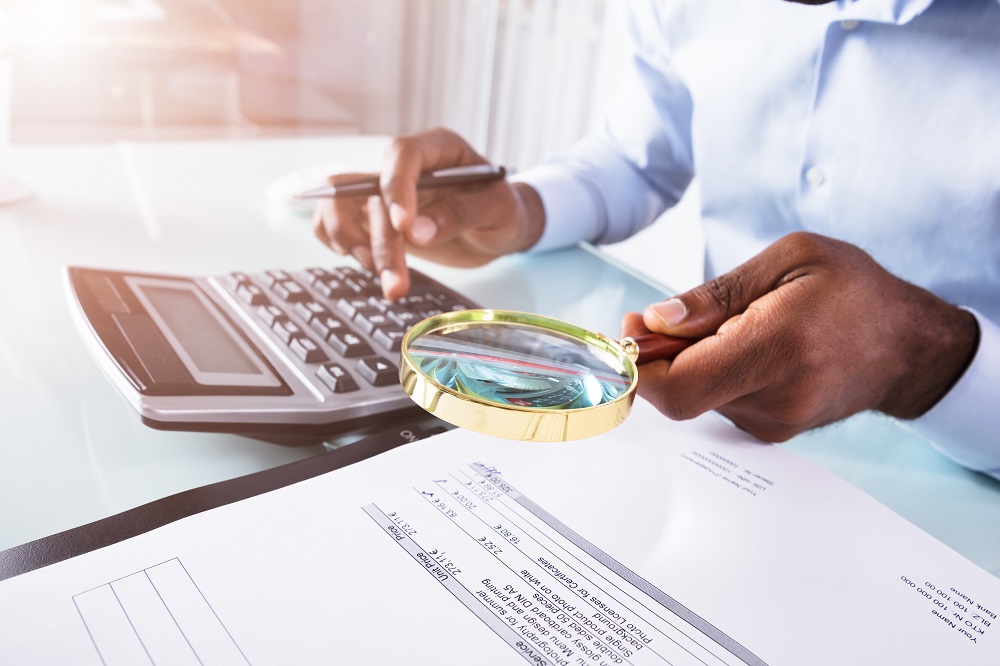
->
[313,127,546,301]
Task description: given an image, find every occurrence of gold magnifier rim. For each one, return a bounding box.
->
[399,309,638,442]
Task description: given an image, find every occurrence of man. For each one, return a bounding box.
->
[313,0,1000,478]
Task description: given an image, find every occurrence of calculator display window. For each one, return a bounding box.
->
[128,277,281,388]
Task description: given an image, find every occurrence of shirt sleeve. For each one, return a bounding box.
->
[903,309,1000,480]
[514,1,696,253]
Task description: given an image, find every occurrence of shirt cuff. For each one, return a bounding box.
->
[511,164,602,253]
[904,308,1000,479]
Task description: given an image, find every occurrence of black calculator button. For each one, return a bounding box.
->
[310,314,348,340]
[263,269,293,287]
[332,266,365,281]
[236,282,268,306]
[230,271,253,285]
[386,307,420,327]
[344,277,370,294]
[329,332,372,358]
[353,312,394,336]
[373,328,407,352]
[357,357,399,387]
[313,278,351,300]
[316,363,359,393]
[273,319,305,344]
[294,300,329,324]
[396,294,428,308]
[366,296,390,312]
[273,280,309,302]
[302,268,332,285]
[290,336,327,364]
[336,297,376,320]
[256,304,287,328]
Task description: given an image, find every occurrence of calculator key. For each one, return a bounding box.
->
[273,319,305,344]
[236,282,268,306]
[332,266,366,281]
[316,362,359,393]
[313,278,351,300]
[344,277,369,294]
[263,269,293,287]
[329,331,373,358]
[256,304,288,328]
[356,357,399,387]
[397,294,428,308]
[273,279,309,302]
[294,300,330,324]
[353,312,394,336]
[310,314,348,340]
[372,328,407,352]
[336,297,377,319]
[229,271,253,285]
[289,336,327,364]
[302,268,333,285]
[367,296,392,312]
[386,307,420,327]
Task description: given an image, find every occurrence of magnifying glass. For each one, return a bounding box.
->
[399,309,693,442]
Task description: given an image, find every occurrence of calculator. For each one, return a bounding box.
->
[64,264,477,441]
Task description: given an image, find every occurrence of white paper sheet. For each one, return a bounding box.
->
[2,399,998,665]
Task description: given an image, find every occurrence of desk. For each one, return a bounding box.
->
[2,135,998,578]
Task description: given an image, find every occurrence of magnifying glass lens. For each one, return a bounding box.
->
[401,310,641,442]
[407,324,631,411]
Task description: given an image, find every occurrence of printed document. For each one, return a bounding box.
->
[1,399,998,664]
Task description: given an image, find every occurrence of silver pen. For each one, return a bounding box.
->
[293,164,507,199]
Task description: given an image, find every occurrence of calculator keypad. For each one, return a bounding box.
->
[223,266,475,398]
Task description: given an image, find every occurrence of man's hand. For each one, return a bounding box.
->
[313,127,545,301]
[620,232,979,441]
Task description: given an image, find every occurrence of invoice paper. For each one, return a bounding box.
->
[1,399,998,665]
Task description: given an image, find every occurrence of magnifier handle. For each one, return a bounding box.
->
[622,333,694,364]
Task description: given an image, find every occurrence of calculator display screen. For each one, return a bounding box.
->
[129,277,282,388]
[142,286,260,375]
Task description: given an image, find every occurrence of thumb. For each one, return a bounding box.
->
[643,252,783,337]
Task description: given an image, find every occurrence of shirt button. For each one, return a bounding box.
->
[840,19,860,31]
[805,166,826,186]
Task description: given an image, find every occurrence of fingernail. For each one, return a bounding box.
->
[389,202,408,231]
[649,298,687,327]
[409,216,437,246]
[351,245,373,269]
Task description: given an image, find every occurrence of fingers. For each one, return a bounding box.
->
[380,128,484,238]
[312,172,374,268]
[643,238,802,338]
[367,195,410,301]
[635,306,782,421]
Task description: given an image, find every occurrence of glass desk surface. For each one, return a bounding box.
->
[1,136,997,578]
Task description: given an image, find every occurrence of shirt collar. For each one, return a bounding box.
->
[834,0,938,25]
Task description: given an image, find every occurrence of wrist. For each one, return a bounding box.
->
[879,299,980,420]
[511,182,546,253]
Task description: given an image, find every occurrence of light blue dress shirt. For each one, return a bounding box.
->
[519,0,1000,477]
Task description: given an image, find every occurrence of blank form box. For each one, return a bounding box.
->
[74,584,151,665]
[145,559,248,666]
[74,559,248,666]
[111,572,200,665]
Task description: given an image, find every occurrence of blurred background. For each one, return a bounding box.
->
[3,0,619,167]
[1,0,702,290]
